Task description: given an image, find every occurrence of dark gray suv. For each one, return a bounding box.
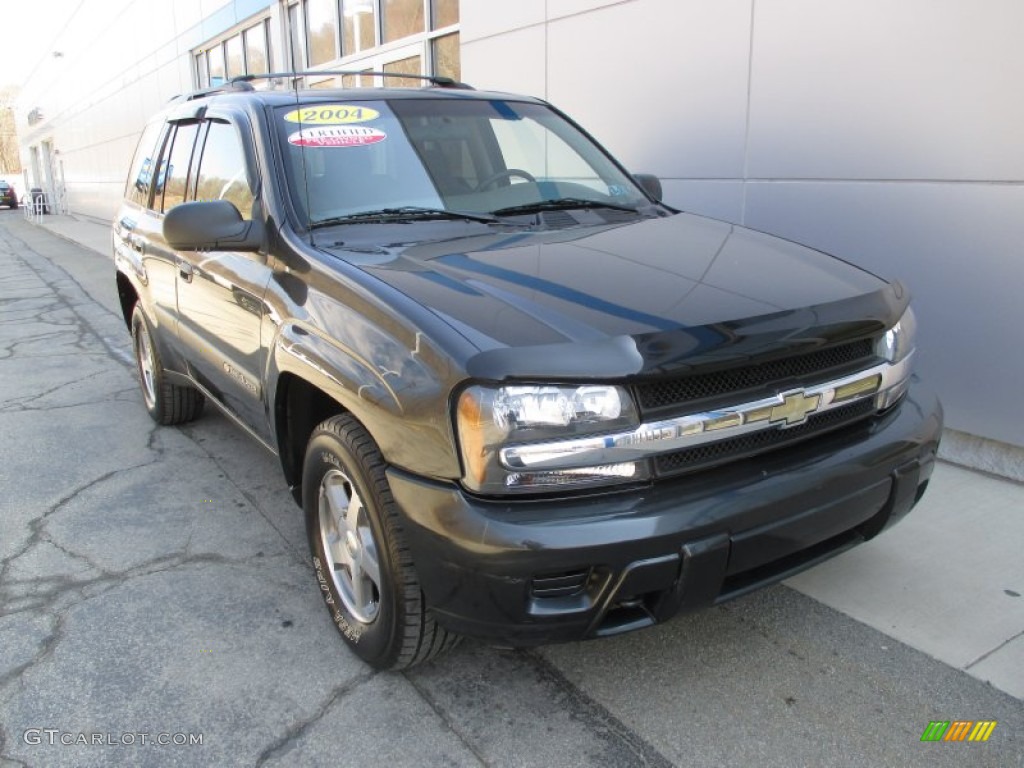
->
[114,72,942,669]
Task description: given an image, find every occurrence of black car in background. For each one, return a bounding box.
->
[113,72,942,669]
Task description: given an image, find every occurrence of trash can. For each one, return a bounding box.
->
[29,188,49,214]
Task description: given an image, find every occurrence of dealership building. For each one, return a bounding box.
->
[14,0,1024,473]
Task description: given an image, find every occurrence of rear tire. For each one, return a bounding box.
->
[130,304,204,425]
[302,414,458,669]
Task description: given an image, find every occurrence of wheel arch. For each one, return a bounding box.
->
[274,371,348,503]
[116,271,139,329]
[269,324,463,504]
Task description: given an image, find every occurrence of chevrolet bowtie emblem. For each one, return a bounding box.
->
[769,390,821,427]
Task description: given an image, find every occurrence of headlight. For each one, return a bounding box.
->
[456,384,645,494]
[874,306,917,409]
[875,305,916,364]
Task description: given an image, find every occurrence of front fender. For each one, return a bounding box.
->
[267,319,461,480]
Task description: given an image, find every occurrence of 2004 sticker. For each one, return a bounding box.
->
[288,126,387,148]
[284,104,379,124]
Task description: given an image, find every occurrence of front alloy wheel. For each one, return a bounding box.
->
[318,468,382,624]
[302,414,458,669]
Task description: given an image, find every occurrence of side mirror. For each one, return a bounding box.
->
[633,173,663,202]
[163,200,263,252]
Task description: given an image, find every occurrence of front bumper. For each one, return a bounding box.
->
[388,378,942,645]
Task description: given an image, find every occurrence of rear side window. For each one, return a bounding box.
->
[124,121,165,207]
[194,121,255,219]
[160,122,201,213]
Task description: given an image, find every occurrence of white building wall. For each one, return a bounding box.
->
[15,0,277,221]
[462,0,1024,450]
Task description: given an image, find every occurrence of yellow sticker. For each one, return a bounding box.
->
[284,104,380,124]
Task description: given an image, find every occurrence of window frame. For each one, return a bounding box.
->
[285,0,459,84]
[158,121,204,214]
[193,14,275,88]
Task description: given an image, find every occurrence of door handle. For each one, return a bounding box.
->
[179,261,194,282]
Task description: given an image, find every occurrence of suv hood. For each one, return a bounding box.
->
[329,212,903,379]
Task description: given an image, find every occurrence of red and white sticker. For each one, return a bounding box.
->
[287,125,387,148]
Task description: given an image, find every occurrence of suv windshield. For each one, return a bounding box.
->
[274,98,652,227]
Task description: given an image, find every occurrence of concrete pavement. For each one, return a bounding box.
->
[1,210,1021,767]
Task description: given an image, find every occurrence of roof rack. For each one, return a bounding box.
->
[231,70,474,90]
[170,80,255,103]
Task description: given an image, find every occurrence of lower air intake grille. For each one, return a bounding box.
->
[531,569,591,599]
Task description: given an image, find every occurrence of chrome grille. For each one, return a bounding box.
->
[654,399,875,477]
[635,339,876,414]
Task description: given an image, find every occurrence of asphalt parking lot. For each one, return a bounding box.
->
[1,209,1021,767]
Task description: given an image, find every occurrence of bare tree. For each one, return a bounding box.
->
[0,86,22,174]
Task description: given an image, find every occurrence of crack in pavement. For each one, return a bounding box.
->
[520,650,676,768]
[0,389,139,414]
[253,670,377,766]
[0,368,113,411]
[0,464,154,591]
[0,549,291,694]
[402,672,492,767]
[0,723,32,768]
[0,234,134,374]
[175,426,308,567]
[0,612,65,695]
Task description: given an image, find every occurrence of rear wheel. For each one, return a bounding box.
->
[303,414,458,669]
[130,304,204,425]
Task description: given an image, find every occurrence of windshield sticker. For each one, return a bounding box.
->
[284,105,380,124]
[288,126,387,148]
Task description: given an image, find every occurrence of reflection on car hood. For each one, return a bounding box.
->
[326,212,902,379]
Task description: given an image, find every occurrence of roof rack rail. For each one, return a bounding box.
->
[231,70,474,90]
[170,80,256,103]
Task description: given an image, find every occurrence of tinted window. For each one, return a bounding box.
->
[160,123,200,213]
[194,121,255,219]
[125,121,166,207]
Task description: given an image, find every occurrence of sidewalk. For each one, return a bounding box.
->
[22,212,1024,702]
[30,212,113,258]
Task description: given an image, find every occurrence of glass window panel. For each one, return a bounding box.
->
[195,52,208,88]
[383,55,422,85]
[342,69,374,88]
[161,123,200,212]
[305,0,338,66]
[208,45,225,85]
[382,0,424,43]
[244,23,269,75]
[289,3,304,69]
[431,0,457,28]
[342,0,376,54]
[275,100,441,224]
[432,33,459,81]
[125,122,165,207]
[225,35,245,79]
[195,122,255,219]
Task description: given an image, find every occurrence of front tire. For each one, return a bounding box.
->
[302,414,458,669]
[130,304,204,425]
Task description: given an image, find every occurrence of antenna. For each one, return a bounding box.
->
[288,76,317,246]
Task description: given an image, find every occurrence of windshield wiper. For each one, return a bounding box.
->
[310,206,499,228]
[491,198,640,217]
